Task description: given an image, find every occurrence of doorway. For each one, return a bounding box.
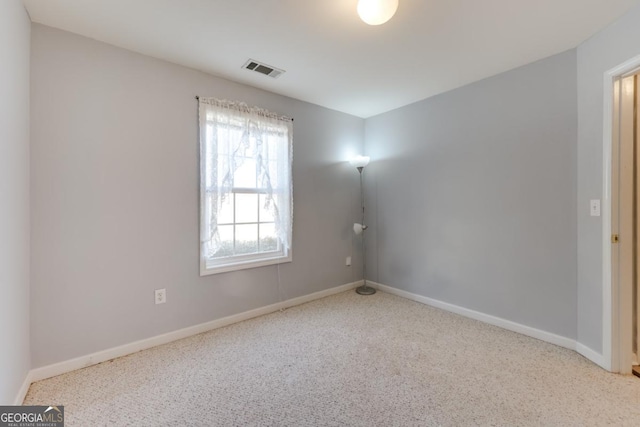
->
[611,70,640,376]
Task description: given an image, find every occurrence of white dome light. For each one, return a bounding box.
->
[357,0,399,26]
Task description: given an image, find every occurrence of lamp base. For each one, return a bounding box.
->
[356,284,376,295]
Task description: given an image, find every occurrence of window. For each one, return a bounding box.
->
[199,98,293,275]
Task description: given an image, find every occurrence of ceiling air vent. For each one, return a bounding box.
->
[242,59,285,79]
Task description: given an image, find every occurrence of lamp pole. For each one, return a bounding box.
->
[356,165,375,295]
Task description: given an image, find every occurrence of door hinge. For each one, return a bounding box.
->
[612,234,619,243]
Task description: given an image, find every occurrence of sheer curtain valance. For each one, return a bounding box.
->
[199,97,293,274]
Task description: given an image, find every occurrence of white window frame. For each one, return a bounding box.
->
[199,98,292,275]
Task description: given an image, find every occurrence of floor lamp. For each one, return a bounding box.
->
[351,155,375,295]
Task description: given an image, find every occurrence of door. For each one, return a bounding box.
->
[635,74,640,368]
[613,72,638,374]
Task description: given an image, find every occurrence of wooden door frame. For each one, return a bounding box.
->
[603,54,640,373]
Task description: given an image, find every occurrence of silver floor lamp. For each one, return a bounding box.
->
[351,155,376,295]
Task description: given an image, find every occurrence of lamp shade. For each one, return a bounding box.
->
[350,155,370,169]
[357,0,399,26]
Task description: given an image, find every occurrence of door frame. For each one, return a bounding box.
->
[602,54,640,373]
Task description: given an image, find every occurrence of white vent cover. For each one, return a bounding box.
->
[242,59,285,79]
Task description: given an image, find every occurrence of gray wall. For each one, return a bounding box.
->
[30,25,364,368]
[364,50,578,339]
[0,0,31,404]
[576,2,640,353]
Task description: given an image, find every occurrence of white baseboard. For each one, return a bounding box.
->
[373,282,607,368]
[576,342,606,370]
[371,281,576,349]
[19,280,361,402]
[16,279,609,404]
[13,372,33,405]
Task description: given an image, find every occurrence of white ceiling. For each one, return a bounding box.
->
[22,0,640,118]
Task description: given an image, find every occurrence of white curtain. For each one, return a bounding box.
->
[199,98,293,259]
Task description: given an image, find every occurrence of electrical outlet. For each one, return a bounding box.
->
[346,256,352,266]
[155,289,166,305]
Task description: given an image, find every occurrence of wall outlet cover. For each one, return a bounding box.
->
[155,289,166,304]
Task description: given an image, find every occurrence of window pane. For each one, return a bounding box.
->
[267,132,285,157]
[236,193,258,223]
[268,160,278,186]
[218,195,234,224]
[213,225,234,258]
[215,127,229,156]
[260,223,278,252]
[235,224,258,255]
[234,158,256,188]
[259,194,275,222]
[216,156,226,187]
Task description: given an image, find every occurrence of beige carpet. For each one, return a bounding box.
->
[25,290,640,426]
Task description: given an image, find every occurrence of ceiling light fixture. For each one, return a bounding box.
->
[357,0,399,26]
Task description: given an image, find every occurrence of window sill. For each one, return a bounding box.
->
[200,253,292,276]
